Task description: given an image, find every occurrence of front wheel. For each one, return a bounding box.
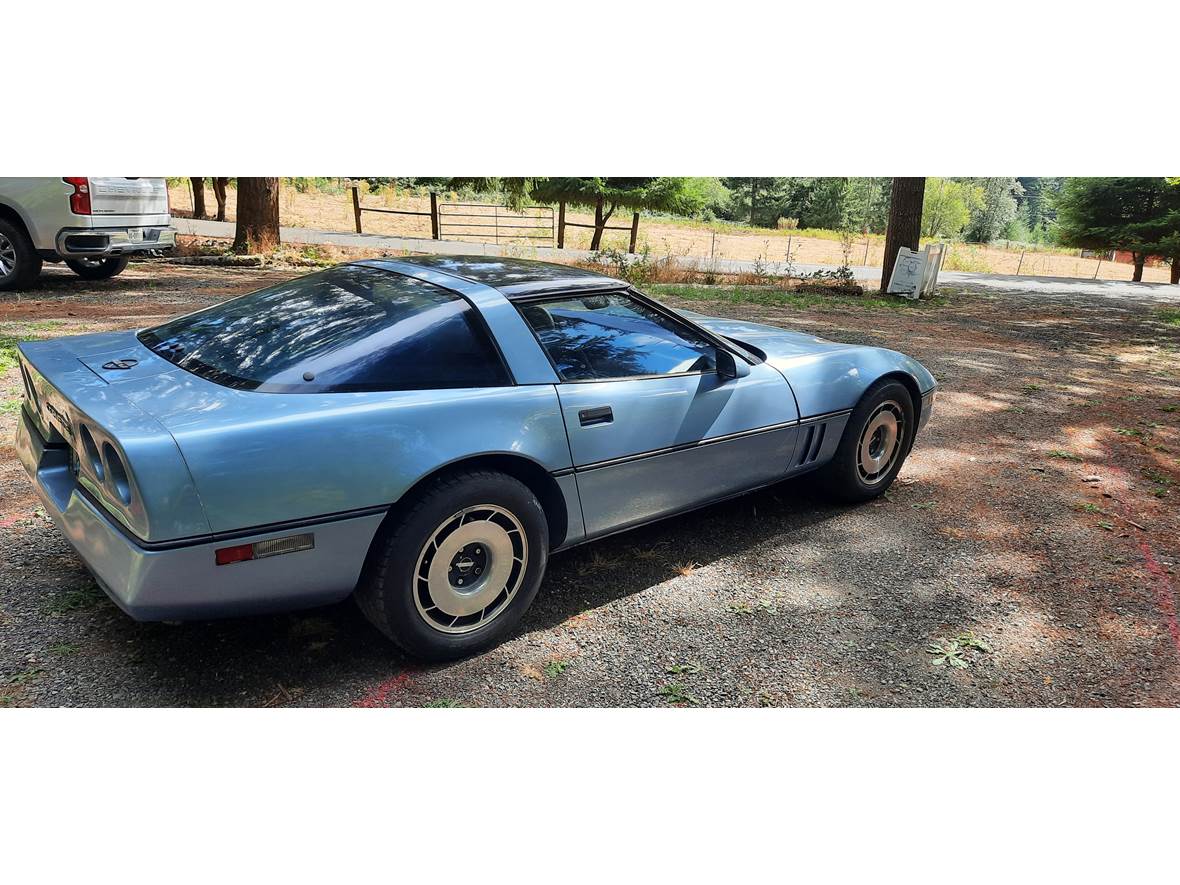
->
[815,379,915,503]
[356,469,549,660]
[66,255,129,280]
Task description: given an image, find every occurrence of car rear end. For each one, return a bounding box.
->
[14,331,383,620]
[53,177,174,258]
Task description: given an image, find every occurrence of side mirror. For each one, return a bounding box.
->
[716,349,751,381]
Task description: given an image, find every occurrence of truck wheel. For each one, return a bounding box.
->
[0,218,43,292]
[65,256,129,280]
[356,469,549,661]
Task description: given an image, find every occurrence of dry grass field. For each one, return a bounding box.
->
[167,183,1176,284]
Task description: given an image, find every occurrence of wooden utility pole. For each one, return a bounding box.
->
[880,177,925,292]
[232,177,281,253]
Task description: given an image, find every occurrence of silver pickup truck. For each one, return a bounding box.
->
[0,177,174,291]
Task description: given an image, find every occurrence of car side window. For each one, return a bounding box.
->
[518,292,717,381]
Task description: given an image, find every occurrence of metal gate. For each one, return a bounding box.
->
[437,203,554,246]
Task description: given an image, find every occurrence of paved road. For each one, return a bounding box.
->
[172,218,1180,302]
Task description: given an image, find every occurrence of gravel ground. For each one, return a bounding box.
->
[2,261,1179,707]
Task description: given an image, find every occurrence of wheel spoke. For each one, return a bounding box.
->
[413,503,529,635]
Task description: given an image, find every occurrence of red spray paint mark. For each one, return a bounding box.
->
[1138,540,1180,657]
[353,671,413,708]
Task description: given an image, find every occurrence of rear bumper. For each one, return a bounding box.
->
[16,407,384,620]
[54,226,175,257]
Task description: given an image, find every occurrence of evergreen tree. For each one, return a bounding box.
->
[1056,177,1177,282]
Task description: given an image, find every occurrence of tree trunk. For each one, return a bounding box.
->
[880,177,926,293]
[589,197,615,251]
[1132,253,1145,283]
[1170,257,1179,285]
[190,177,206,219]
[232,177,280,253]
[750,179,758,226]
[212,177,228,222]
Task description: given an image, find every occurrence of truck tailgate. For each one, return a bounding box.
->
[88,177,169,217]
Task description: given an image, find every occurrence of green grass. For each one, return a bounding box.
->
[0,334,19,373]
[1158,309,1180,327]
[648,283,943,311]
[43,584,107,615]
[543,660,570,679]
[0,322,67,373]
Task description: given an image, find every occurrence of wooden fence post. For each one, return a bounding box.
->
[1016,249,1026,275]
[557,201,566,248]
[629,212,640,254]
[430,192,440,240]
[351,185,363,234]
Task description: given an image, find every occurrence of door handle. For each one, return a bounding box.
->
[578,406,613,427]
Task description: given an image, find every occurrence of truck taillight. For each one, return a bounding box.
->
[63,177,91,215]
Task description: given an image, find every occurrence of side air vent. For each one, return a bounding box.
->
[796,421,828,466]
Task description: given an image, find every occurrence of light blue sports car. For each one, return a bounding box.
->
[16,256,936,659]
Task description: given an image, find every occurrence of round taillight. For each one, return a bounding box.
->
[79,424,104,481]
[102,442,132,505]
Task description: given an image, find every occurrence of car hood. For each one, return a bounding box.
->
[685,313,857,359]
[684,311,936,417]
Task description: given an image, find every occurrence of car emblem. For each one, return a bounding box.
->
[102,358,139,370]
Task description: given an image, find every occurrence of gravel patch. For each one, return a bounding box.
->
[2,264,1178,706]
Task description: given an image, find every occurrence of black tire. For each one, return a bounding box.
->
[356,469,549,661]
[0,217,43,292]
[814,378,916,503]
[66,255,129,280]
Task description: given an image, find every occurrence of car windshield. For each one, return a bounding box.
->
[138,265,510,393]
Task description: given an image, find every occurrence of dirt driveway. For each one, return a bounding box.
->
[2,262,1179,707]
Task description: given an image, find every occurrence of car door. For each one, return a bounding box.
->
[516,290,800,537]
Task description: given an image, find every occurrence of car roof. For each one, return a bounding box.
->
[364,255,627,298]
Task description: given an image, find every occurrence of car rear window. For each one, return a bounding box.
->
[138,265,510,393]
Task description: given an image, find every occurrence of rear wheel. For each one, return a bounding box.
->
[66,255,129,280]
[0,218,42,292]
[356,469,549,660]
[815,378,915,503]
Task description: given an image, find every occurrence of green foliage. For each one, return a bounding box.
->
[716,178,891,232]
[530,177,704,216]
[1017,177,1064,237]
[43,583,106,614]
[1056,177,1180,260]
[928,631,991,669]
[590,245,655,287]
[966,177,1023,243]
[543,660,570,678]
[922,178,983,239]
[656,682,701,706]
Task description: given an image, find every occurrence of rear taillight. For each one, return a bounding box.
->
[64,177,91,215]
